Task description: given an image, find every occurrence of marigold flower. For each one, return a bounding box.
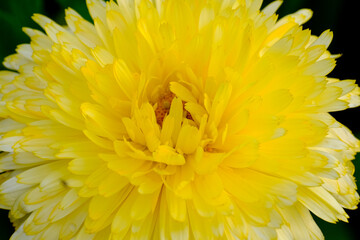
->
[0,0,359,239]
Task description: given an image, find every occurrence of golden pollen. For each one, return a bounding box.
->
[154,88,194,126]
[155,91,175,126]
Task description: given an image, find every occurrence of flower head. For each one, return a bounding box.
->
[1,0,359,239]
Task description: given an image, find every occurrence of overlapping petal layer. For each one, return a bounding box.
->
[0,0,359,239]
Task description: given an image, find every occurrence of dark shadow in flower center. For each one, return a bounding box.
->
[154,88,193,127]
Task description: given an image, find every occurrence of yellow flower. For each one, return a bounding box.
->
[1,0,359,239]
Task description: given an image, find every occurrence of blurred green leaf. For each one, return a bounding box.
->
[0,0,43,27]
[0,0,44,69]
[262,0,310,17]
[55,0,92,21]
[315,216,355,240]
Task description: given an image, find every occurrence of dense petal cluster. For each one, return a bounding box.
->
[0,0,359,239]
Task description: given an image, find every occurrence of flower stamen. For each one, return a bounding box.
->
[155,91,175,126]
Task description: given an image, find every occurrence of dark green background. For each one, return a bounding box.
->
[0,0,359,239]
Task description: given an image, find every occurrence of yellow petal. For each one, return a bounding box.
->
[153,145,185,165]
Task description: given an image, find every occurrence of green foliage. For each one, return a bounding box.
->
[0,0,43,66]
[54,0,92,22]
[316,217,355,240]
[0,0,91,70]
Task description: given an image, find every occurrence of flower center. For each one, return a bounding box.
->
[155,91,175,126]
[154,89,194,127]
